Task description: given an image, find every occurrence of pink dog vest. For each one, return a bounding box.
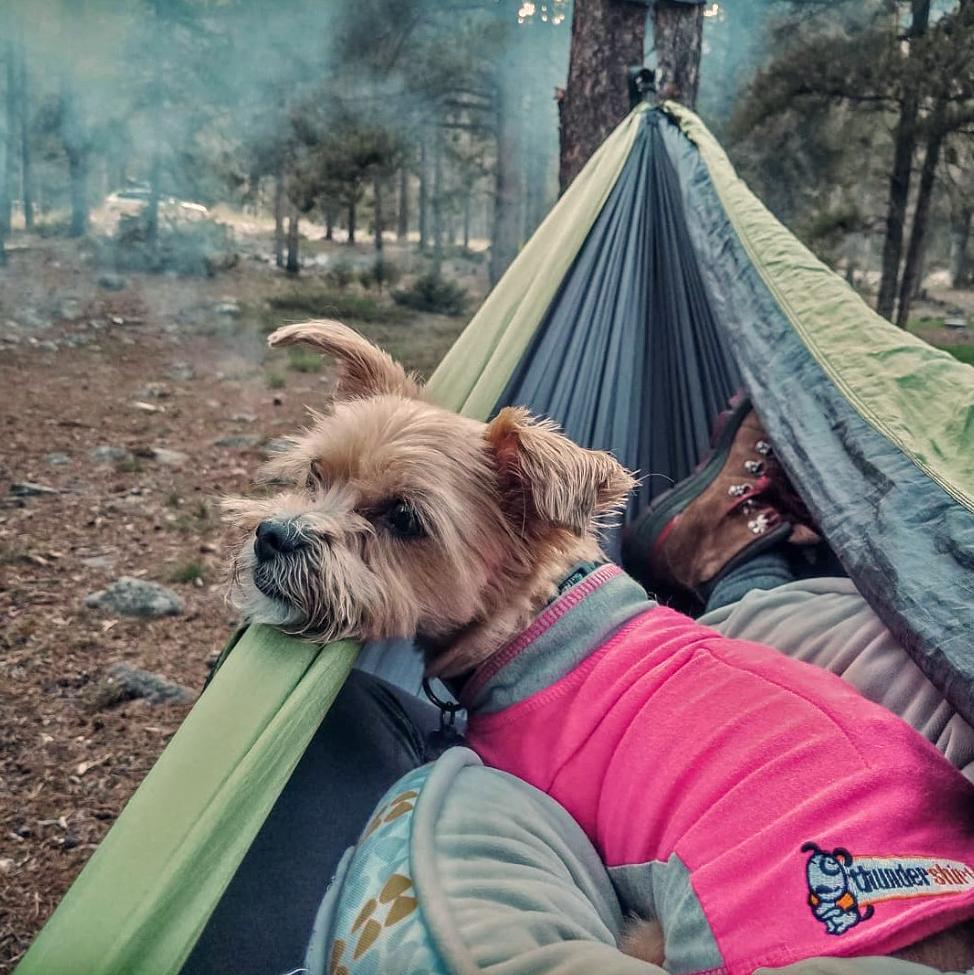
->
[462,564,974,975]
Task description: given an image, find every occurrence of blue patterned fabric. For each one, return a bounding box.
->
[309,764,445,975]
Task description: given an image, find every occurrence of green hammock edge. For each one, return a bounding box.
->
[668,102,974,515]
[15,628,358,975]
[15,102,644,975]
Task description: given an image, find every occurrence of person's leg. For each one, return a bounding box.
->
[622,395,819,608]
[702,547,796,612]
[180,669,444,975]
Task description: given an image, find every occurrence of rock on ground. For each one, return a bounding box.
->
[10,481,59,496]
[213,434,260,449]
[90,445,133,464]
[84,577,184,618]
[97,664,194,706]
[145,446,189,466]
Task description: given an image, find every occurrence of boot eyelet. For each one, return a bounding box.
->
[744,460,764,476]
[755,440,772,456]
[728,484,749,497]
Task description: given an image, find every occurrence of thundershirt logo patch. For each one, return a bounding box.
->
[802,843,974,936]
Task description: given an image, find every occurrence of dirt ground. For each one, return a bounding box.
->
[0,232,473,971]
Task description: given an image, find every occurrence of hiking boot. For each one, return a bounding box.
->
[621,396,819,600]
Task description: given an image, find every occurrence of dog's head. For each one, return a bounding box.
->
[224,321,634,672]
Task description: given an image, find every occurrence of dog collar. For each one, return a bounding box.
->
[551,560,607,602]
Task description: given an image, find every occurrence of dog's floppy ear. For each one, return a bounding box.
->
[268,320,422,400]
[485,406,635,536]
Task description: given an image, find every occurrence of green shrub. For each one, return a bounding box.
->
[325,257,356,290]
[358,258,402,292]
[267,288,411,325]
[393,272,468,316]
[166,559,206,584]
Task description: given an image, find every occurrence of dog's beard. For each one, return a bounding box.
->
[228,538,364,643]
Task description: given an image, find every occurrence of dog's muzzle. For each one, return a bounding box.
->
[254,519,307,564]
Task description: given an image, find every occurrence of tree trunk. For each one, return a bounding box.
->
[62,79,88,237]
[397,165,409,242]
[558,0,646,192]
[876,0,931,320]
[418,134,429,251]
[895,123,944,328]
[286,206,299,273]
[491,73,522,285]
[463,190,471,251]
[18,41,33,232]
[372,173,384,254]
[324,203,335,241]
[432,129,444,269]
[1,41,14,237]
[273,168,285,267]
[949,207,972,288]
[652,1,704,108]
[146,149,161,250]
[347,198,356,245]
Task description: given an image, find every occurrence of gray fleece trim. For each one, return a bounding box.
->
[410,747,485,975]
[468,568,656,715]
[609,854,724,975]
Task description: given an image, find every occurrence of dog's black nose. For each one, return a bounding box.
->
[254,520,303,563]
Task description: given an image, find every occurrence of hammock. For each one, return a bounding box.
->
[16,101,974,975]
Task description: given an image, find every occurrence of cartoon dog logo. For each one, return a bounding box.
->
[802,843,875,935]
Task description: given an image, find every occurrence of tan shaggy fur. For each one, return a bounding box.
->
[224,321,974,971]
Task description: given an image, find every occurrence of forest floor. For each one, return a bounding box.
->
[0,228,480,972]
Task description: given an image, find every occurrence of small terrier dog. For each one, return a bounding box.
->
[226,322,974,974]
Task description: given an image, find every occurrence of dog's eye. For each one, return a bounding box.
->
[385,500,425,539]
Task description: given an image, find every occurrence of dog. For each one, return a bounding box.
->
[226,321,974,974]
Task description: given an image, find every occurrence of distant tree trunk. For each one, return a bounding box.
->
[62,79,88,237]
[273,168,285,266]
[286,206,299,273]
[652,1,704,108]
[1,41,14,237]
[18,41,33,232]
[895,122,945,328]
[463,191,471,251]
[491,74,522,285]
[324,203,335,241]
[397,165,409,242]
[347,198,356,245]
[373,173,384,254]
[146,150,161,249]
[876,0,931,320]
[432,130,444,269]
[950,207,972,288]
[558,0,645,192]
[418,134,429,251]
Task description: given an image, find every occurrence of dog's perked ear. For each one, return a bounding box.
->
[268,320,423,400]
[485,406,636,536]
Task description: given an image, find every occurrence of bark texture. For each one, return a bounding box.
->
[273,169,285,267]
[895,123,944,328]
[558,0,646,192]
[1,41,14,237]
[652,0,704,108]
[372,173,384,254]
[949,207,972,288]
[286,207,299,274]
[18,42,32,232]
[491,69,523,284]
[397,165,408,241]
[876,0,931,321]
